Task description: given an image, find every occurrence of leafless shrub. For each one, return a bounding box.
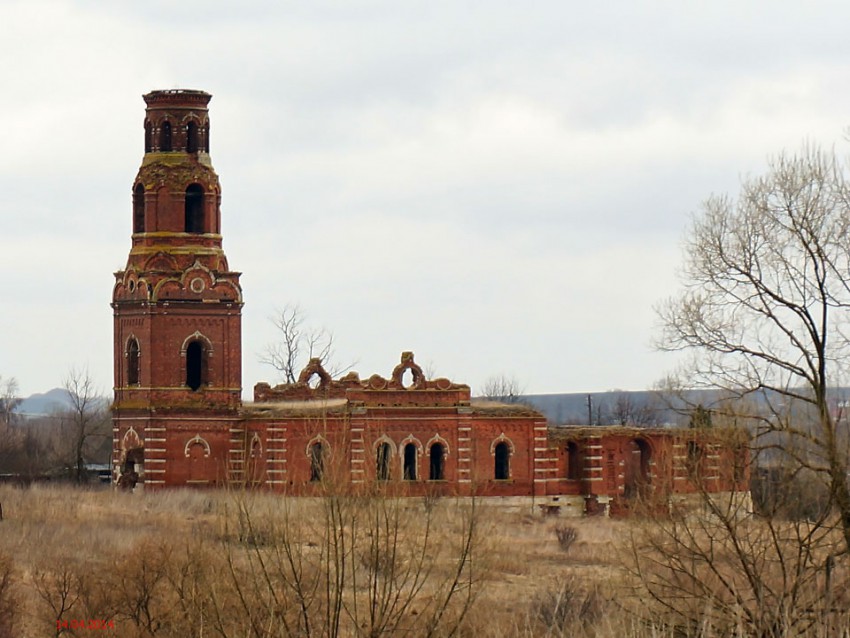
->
[554,524,577,553]
[627,489,850,637]
[529,577,603,635]
[110,540,174,635]
[32,562,106,638]
[751,465,832,522]
[217,488,481,637]
[0,554,16,638]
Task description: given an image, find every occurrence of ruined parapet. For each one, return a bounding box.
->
[253,359,361,402]
[254,352,472,407]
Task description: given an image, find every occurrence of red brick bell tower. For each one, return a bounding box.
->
[112,90,243,489]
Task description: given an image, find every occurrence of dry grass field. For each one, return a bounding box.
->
[0,484,845,637]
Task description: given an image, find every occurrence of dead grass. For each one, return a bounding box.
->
[0,486,633,637]
[0,485,846,637]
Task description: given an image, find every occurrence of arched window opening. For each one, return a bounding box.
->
[120,447,144,491]
[625,439,651,498]
[123,447,144,475]
[494,442,510,480]
[127,339,140,386]
[186,121,199,153]
[429,443,445,480]
[310,442,324,482]
[733,445,748,485]
[250,437,261,458]
[376,442,391,481]
[186,340,207,391]
[204,123,210,153]
[185,184,204,233]
[687,440,704,478]
[144,122,152,153]
[637,439,651,479]
[566,441,580,480]
[187,441,206,460]
[159,121,172,152]
[133,184,145,233]
[403,443,417,480]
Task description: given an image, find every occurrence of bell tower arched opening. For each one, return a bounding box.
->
[133,184,145,233]
[185,340,207,391]
[159,121,172,151]
[185,184,205,233]
[126,338,140,386]
[186,121,199,153]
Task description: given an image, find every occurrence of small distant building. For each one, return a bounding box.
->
[111,89,748,515]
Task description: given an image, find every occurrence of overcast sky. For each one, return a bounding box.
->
[2,1,850,399]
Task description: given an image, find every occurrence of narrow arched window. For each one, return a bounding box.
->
[185,184,204,233]
[566,441,580,480]
[733,445,747,485]
[204,123,210,153]
[250,437,262,458]
[160,121,172,152]
[186,121,199,153]
[687,440,703,478]
[376,442,391,481]
[186,340,206,391]
[494,442,510,480]
[637,439,651,480]
[127,339,140,386]
[133,184,145,233]
[310,442,324,482]
[144,121,152,153]
[429,443,445,480]
[403,443,417,480]
[625,439,651,498]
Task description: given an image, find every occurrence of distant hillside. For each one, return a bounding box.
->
[16,388,109,417]
[521,388,850,426]
[16,388,73,416]
[521,390,690,426]
[471,389,715,426]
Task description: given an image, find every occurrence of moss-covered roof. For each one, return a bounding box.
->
[242,398,348,418]
[468,400,543,417]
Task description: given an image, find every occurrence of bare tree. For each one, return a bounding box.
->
[260,304,350,383]
[478,373,526,404]
[608,393,659,427]
[0,376,20,428]
[61,368,110,484]
[658,144,850,555]
[627,472,850,636]
[224,488,481,637]
[0,376,24,476]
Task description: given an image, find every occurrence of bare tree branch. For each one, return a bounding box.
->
[477,374,526,404]
[658,144,850,555]
[62,367,110,484]
[259,304,353,382]
[0,376,20,428]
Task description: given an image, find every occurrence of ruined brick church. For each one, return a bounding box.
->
[112,90,748,515]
